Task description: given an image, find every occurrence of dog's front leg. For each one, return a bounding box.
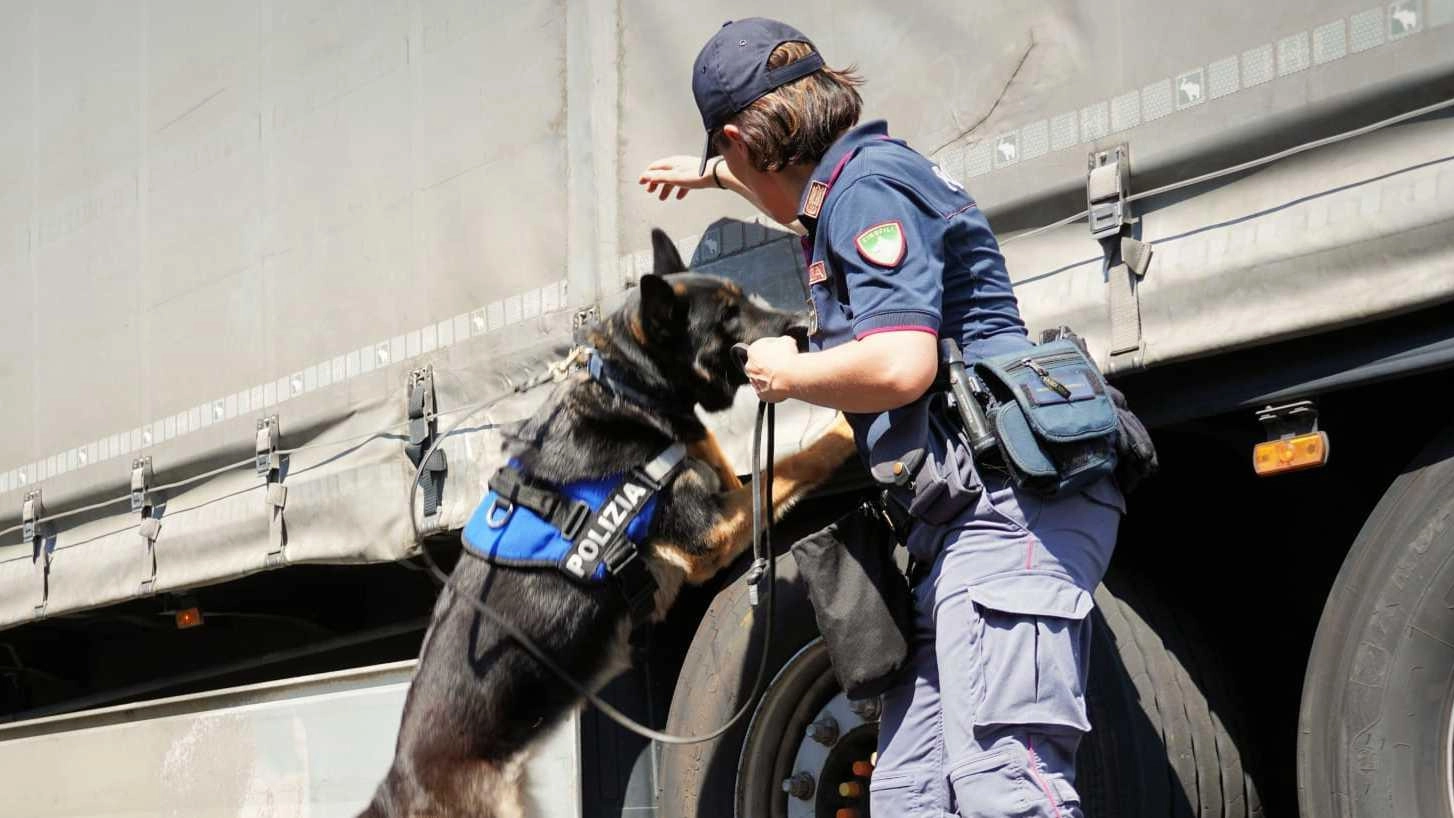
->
[686,429,743,491]
[664,415,856,584]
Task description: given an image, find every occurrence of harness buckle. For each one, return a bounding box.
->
[485,496,514,528]
[558,500,591,541]
[604,539,657,625]
[603,537,638,574]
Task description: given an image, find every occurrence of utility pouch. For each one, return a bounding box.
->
[972,339,1119,497]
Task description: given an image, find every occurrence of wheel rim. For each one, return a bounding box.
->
[735,639,880,818]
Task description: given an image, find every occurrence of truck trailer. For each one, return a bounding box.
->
[2,3,1454,817]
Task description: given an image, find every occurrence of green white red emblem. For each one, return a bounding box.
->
[854,221,906,267]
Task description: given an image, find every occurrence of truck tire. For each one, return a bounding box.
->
[1298,427,1454,818]
[659,550,1260,818]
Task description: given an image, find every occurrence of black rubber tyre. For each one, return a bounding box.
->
[660,549,1261,818]
[1298,426,1454,818]
[1090,577,1264,818]
[658,550,824,818]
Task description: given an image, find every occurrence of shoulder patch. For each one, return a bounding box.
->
[803,181,828,218]
[807,260,828,285]
[854,221,906,268]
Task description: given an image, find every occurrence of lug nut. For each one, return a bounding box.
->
[806,715,840,746]
[782,771,815,800]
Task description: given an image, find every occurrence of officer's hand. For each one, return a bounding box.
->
[744,336,799,403]
[639,155,715,201]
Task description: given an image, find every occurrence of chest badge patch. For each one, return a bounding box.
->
[855,221,906,267]
[807,260,828,285]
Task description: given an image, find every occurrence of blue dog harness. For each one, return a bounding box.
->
[462,442,687,623]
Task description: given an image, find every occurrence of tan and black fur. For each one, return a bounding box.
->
[358,230,857,817]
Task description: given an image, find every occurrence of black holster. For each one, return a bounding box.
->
[790,501,913,699]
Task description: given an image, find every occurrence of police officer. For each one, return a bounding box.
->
[641,18,1125,818]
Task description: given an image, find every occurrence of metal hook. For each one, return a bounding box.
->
[485,497,514,528]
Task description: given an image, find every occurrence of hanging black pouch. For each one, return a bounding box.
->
[791,501,913,699]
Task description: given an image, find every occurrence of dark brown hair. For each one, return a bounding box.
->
[716,41,864,172]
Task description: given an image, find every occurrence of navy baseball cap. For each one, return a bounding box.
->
[692,18,825,174]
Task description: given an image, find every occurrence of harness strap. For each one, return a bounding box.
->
[488,466,594,541]
[642,441,689,483]
[561,442,687,625]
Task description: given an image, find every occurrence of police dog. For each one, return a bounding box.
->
[359,230,856,818]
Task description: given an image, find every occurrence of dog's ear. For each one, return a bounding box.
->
[651,228,688,275]
[638,273,682,338]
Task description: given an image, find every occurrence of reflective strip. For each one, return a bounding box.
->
[642,443,686,485]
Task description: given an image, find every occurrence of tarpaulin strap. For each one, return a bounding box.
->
[257,416,288,566]
[405,367,447,519]
[255,416,280,475]
[1086,145,1147,358]
[132,457,159,593]
[21,490,42,555]
[130,457,154,512]
[138,516,162,594]
[1106,236,1153,356]
[1122,236,1153,278]
[1107,260,1142,355]
[22,490,48,618]
[265,482,288,567]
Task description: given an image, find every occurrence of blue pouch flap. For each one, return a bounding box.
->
[973,340,1117,444]
[862,399,930,488]
[992,402,1059,480]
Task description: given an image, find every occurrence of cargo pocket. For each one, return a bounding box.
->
[964,573,1093,735]
[948,745,1058,818]
[868,769,955,816]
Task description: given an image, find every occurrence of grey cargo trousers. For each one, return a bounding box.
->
[870,435,1124,818]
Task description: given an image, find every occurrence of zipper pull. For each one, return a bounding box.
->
[1021,358,1073,399]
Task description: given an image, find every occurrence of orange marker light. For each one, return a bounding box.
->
[175,607,204,629]
[1253,431,1329,476]
[852,760,875,777]
[835,810,860,818]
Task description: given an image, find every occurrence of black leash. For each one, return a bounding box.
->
[405,349,779,745]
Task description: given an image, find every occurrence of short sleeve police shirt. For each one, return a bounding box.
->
[825,174,945,339]
[798,120,1029,460]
